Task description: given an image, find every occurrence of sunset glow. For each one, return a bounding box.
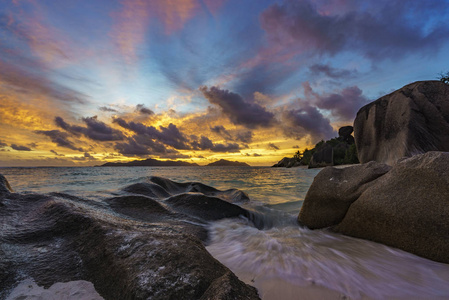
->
[1,0,449,166]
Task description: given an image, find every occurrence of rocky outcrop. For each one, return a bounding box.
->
[271,157,302,168]
[354,81,449,165]
[298,161,391,229]
[0,176,259,299]
[338,126,355,145]
[298,151,449,264]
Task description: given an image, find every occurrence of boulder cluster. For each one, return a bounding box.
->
[299,81,449,263]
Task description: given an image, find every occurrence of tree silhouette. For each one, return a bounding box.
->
[438,71,449,84]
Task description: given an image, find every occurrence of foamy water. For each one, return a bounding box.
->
[2,166,449,299]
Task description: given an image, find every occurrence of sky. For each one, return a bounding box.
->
[1,0,449,167]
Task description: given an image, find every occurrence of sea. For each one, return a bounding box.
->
[2,166,449,299]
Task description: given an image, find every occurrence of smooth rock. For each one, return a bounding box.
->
[354,81,449,165]
[338,126,354,138]
[165,193,250,221]
[0,175,259,300]
[298,161,391,229]
[299,151,449,263]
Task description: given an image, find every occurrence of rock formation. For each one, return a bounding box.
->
[0,176,259,299]
[273,126,357,168]
[271,157,302,168]
[298,151,449,264]
[354,81,449,165]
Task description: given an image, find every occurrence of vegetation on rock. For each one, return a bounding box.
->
[278,129,359,168]
[438,71,449,84]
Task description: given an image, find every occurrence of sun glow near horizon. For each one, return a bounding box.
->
[1,0,449,167]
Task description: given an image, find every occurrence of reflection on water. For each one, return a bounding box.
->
[0,166,319,210]
[1,166,449,299]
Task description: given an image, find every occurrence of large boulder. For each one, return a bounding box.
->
[0,176,259,300]
[298,152,449,264]
[298,161,391,229]
[354,81,449,165]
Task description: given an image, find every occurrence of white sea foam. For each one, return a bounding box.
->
[207,218,449,300]
[6,278,104,300]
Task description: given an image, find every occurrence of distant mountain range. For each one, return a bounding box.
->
[100,158,199,167]
[206,159,250,167]
[100,158,250,167]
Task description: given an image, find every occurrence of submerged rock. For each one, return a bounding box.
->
[354,81,449,165]
[298,151,449,264]
[0,175,259,300]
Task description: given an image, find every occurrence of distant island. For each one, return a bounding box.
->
[100,158,199,167]
[206,159,250,167]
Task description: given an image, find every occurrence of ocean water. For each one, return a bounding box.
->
[2,166,449,299]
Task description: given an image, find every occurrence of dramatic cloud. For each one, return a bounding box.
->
[55,116,126,141]
[113,118,190,150]
[235,131,253,143]
[192,136,240,153]
[210,126,253,144]
[302,82,369,121]
[200,86,274,129]
[282,104,336,142]
[10,144,32,151]
[0,141,7,148]
[35,130,84,152]
[114,139,152,156]
[261,0,449,60]
[210,125,232,140]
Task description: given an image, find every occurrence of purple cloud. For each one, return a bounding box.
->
[55,116,125,141]
[200,86,274,129]
[282,104,336,142]
[260,0,449,60]
[302,82,369,121]
[35,130,84,152]
[191,136,240,153]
